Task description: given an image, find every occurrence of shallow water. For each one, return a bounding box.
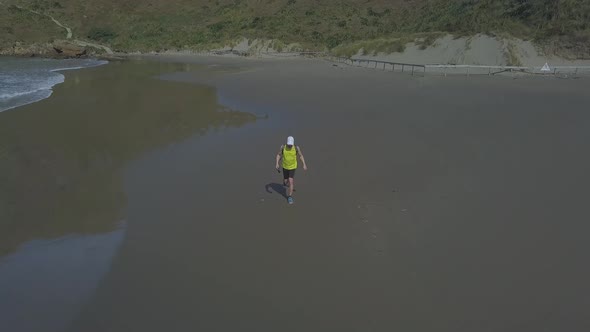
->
[0,57,107,112]
[0,60,256,332]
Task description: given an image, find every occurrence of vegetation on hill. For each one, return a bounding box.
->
[0,3,63,46]
[1,0,589,57]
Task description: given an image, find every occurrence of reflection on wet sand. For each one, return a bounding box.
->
[0,60,257,256]
[0,227,125,332]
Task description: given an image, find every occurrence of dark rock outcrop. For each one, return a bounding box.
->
[52,40,87,57]
[0,40,91,58]
[0,42,52,57]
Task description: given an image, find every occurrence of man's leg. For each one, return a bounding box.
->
[288,177,294,197]
[288,169,296,197]
[283,169,289,186]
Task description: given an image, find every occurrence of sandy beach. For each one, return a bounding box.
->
[2,55,590,332]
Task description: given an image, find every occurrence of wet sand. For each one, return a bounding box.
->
[2,56,590,332]
[0,59,256,331]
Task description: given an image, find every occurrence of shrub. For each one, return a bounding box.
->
[87,27,117,42]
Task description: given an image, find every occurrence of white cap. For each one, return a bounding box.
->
[287,136,295,145]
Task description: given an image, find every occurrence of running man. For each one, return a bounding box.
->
[275,136,308,204]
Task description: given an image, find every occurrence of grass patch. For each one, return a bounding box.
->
[332,33,449,57]
[270,40,287,52]
[415,32,444,50]
[87,27,117,43]
[0,3,63,48]
[504,41,523,66]
[332,37,412,57]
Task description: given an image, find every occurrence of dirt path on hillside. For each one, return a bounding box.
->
[1,1,113,54]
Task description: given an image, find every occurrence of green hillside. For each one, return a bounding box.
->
[1,0,589,57]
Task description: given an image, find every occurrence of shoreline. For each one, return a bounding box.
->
[4,33,590,68]
[2,50,589,115]
[2,51,589,115]
[0,57,109,113]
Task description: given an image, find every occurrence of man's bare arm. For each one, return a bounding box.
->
[275,146,283,170]
[297,146,308,170]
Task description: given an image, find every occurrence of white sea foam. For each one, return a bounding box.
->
[0,58,108,113]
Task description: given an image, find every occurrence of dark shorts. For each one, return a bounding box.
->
[283,168,296,180]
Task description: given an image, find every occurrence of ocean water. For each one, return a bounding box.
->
[0,57,107,112]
